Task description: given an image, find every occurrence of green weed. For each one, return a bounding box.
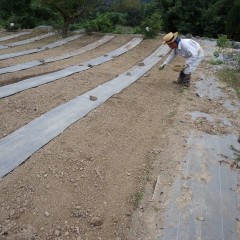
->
[168,111,176,117]
[217,69,240,99]
[135,192,143,208]
[207,59,224,65]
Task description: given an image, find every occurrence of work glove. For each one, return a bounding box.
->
[158,63,166,71]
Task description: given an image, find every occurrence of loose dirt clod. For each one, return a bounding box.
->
[90,216,103,226]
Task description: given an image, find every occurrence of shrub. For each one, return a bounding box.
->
[132,26,142,34]
[69,23,84,31]
[4,16,21,31]
[114,25,133,34]
[140,12,162,38]
[105,12,127,26]
[84,13,115,33]
[5,22,20,31]
[216,34,231,49]
[0,19,5,29]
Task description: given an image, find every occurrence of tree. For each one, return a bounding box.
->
[202,0,234,38]
[0,0,32,18]
[154,0,206,36]
[0,0,32,28]
[226,0,240,41]
[0,0,62,29]
[37,0,103,36]
[112,0,143,26]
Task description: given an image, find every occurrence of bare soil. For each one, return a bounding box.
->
[0,31,239,240]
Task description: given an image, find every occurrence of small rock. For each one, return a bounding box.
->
[75,226,80,234]
[90,216,103,226]
[44,211,50,217]
[55,230,61,236]
[144,73,150,77]
[138,62,145,66]
[126,72,132,76]
[90,95,97,101]
[196,216,204,221]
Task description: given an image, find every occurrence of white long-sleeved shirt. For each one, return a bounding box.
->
[163,39,204,73]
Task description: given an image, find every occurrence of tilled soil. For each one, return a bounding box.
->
[0,31,239,240]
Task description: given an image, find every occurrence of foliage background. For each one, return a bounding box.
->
[0,0,239,40]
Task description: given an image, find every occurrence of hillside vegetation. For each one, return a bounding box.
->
[0,0,239,40]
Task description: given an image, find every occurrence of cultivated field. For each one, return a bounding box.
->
[0,30,239,240]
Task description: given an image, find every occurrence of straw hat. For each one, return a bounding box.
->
[163,32,178,44]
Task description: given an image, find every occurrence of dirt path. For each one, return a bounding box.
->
[0,31,239,240]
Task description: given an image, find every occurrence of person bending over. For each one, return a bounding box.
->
[159,32,204,87]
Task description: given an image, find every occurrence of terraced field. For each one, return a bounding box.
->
[0,30,240,240]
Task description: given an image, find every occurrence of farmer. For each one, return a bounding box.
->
[159,32,204,87]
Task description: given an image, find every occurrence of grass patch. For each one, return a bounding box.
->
[168,111,176,117]
[135,191,143,208]
[217,68,240,99]
[179,86,185,93]
[152,205,160,212]
[113,25,135,34]
[206,59,224,65]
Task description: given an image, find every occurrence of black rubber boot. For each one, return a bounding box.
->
[177,71,191,87]
[182,73,191,87]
